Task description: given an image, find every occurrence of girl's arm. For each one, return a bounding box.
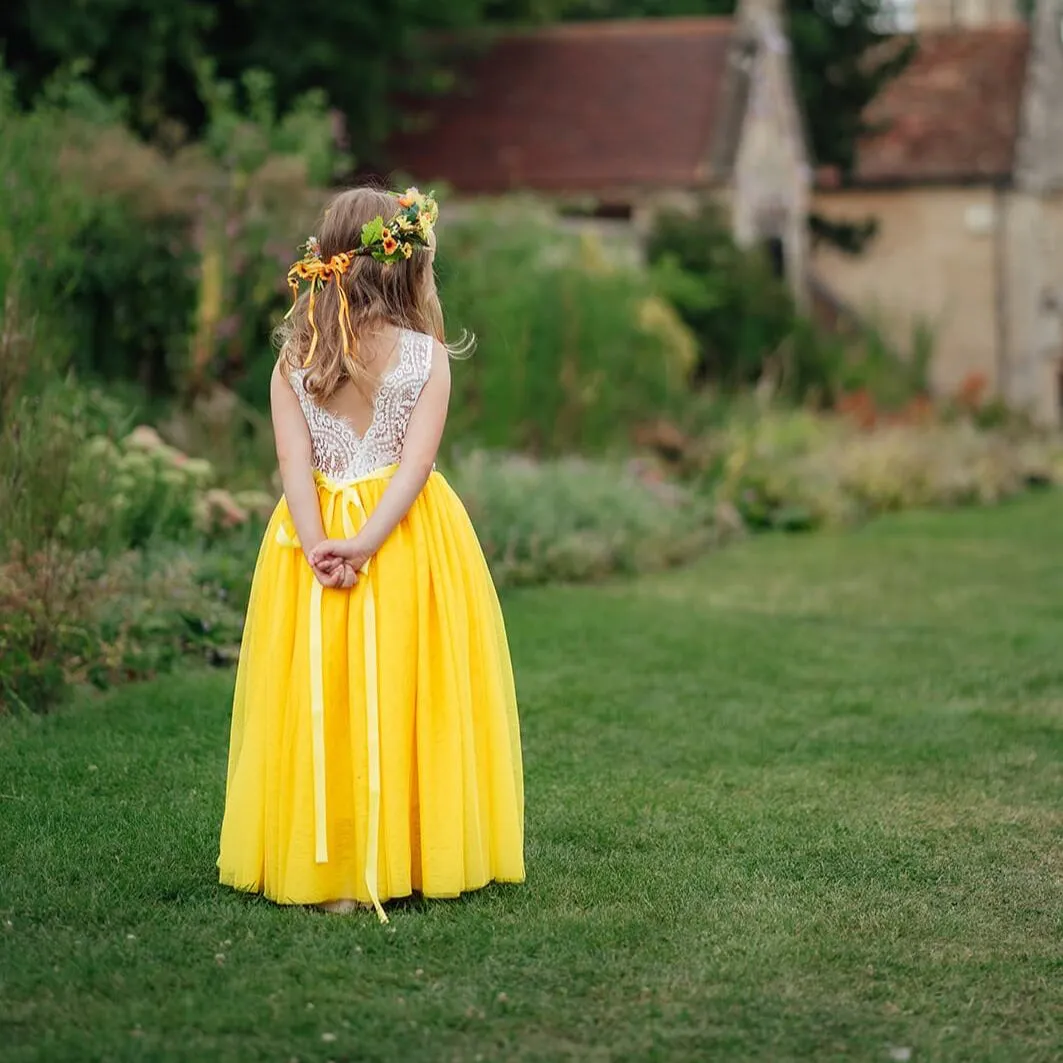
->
[271,362,346,586]
[308,340,450,571]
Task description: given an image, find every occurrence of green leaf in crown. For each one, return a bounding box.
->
[357,188,438,264]
[360,217,385,249]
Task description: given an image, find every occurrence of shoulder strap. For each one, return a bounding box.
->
[286,366,316,421]
[410,329,433,382]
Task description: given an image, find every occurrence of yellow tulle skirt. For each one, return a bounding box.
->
[217,467,525,920]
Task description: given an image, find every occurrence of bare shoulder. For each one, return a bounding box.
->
[270,357,300,412]
[430,337,451,381]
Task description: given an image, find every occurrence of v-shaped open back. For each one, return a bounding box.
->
[289,327,433,482]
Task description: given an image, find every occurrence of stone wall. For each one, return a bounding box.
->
[1002,192,1063,425]
[812,187,1001,396]
[812,183,1063,426]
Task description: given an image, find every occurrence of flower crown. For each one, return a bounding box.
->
[285,188,439,365]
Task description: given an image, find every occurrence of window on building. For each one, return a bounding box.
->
[763,236,786,281]
[558,201,633,221]
[874,0,918,31]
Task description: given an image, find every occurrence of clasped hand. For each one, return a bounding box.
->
[307,537,372,589]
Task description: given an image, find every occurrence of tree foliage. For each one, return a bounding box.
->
[0,0,486,159]
[787,0,915,175]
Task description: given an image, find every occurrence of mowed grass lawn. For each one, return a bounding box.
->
[2,494,1063,1063]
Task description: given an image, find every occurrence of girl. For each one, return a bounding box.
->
[217,187,525,922]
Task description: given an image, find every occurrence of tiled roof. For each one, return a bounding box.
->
[853,25,1030,184]
[384,19,736,194]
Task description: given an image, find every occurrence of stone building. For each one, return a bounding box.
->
[383,0,811,305]
[813,0,1063,424]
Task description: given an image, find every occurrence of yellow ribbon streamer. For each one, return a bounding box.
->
[284,251,357,369]
[308,576,328,864]
[276,466,397,924]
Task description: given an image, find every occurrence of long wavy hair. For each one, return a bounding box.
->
[275,186,453,404]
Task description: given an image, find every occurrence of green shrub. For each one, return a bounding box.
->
[0,543,245,714]
[81,427,214,547]
[438,201,697,455]
[647,201,797,390]
[183,524,268,615]
[0,545,98,713]
[0,71,94,400]
[711,409,1063,532]
[0,378,131,554]
[0,374,213,555]
[450,451,716,587]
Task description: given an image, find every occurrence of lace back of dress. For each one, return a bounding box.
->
[289,328,433,481]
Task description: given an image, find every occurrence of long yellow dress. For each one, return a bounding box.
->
[217,329,524,921]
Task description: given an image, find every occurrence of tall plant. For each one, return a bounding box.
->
[438,202,696,453]
[186,65,347,399]
[0,70,92,410]
[647,201,798,389]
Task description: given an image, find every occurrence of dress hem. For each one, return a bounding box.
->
[218,873,527,908]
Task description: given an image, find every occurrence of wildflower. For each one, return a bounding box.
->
[183,458,214,485]
[85,437,118,461]
[126,425,165,451]
[381,230,398,256]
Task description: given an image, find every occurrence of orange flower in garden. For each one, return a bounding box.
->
[956,372,988,410]
[900,394,935,425]
[836,389,877,431]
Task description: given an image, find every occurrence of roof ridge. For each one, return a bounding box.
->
[485,16,735,40]
[916,22,1030,39]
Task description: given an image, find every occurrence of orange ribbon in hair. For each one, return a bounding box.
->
[286,250,356,367]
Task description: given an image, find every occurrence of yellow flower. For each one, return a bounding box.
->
[397,187,422,208]
[381,231,398,255]
[401,242,413,259]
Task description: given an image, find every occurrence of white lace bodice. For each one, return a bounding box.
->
[289,328,433,481]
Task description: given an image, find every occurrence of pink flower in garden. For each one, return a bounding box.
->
[127,425,165,451]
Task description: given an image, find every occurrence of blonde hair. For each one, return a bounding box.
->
[275,186,454,404]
